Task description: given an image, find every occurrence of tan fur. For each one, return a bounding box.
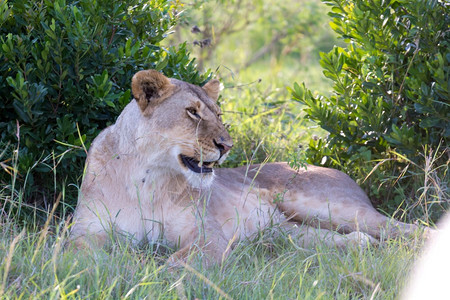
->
[70,70,424,265]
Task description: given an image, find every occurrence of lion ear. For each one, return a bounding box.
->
[202,79,221,101]
[131,70,175,115]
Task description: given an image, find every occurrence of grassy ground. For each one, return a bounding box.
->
[0,206,427,299]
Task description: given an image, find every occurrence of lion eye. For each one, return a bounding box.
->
[186,107,200,119]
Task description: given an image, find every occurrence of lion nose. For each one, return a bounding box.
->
[214,139,233,157]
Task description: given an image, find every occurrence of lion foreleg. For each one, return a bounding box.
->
[167,216,230,268]
[66,231,109,252]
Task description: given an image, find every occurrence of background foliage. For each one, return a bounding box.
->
[0,0,210,212]
[290,0,449,218]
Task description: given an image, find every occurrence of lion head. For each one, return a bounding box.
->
[130,70,233,188]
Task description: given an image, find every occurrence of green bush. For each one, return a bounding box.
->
[290,0,449,217]
[0,0,210,210]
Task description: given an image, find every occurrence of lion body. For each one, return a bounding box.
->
[70,70,421,264]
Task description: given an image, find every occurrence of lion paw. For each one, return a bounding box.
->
[344,231,378,248]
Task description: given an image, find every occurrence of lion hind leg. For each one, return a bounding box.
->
[337,207,423,239]
[280,223,378,249]
[283,199,425,240]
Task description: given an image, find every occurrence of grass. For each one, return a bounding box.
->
[0,206,427,299]
[217,57,331,169]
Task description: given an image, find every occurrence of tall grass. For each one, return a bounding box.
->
[0,203,428,299]
[363,145,449,224]
[217,60,330,169]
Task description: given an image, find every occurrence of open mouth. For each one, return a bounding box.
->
[179,154,215,174]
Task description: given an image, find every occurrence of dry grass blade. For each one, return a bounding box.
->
[369,282,381,300]
[31,193,61,264]
[0,228,25,297]
[179,261,232,300]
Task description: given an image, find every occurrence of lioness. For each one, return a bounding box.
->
[70,69,422,264]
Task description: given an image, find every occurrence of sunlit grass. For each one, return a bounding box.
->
[216,58,330,168]
[229,55,334,95]
[0,203,427,299]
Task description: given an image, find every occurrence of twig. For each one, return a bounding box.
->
[396,37,420,103]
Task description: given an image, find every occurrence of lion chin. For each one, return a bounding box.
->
[184,169,215,189]
[179,150,231,188]
[178,154,217,188]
